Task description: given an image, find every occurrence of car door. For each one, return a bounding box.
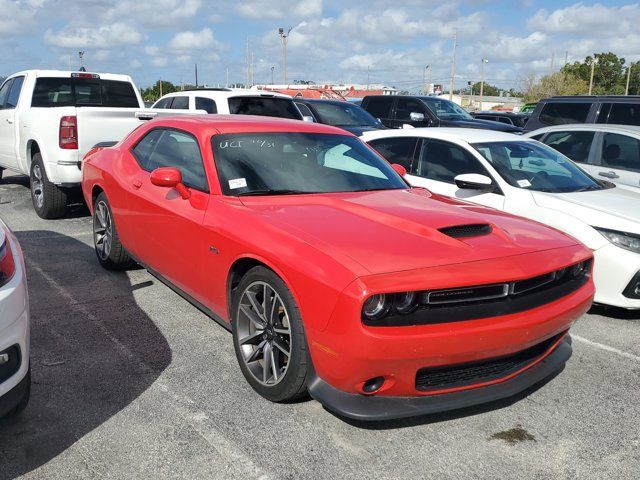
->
[409,138,505,209]
[540,130,598,177]
[594,132,640,188]
[392,98,431,128]
[0,78,16,166]
[125,127,212,302]
[363,96,396,128]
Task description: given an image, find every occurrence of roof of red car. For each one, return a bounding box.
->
[146,114,353,136]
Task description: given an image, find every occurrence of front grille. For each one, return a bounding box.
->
[415,333,564,392]
[438,223,492,239]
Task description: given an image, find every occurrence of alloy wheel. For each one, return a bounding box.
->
[93,201,113,260]
[236,281,292,386]
[31,164,44,209]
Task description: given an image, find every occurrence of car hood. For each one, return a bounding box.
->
[441,118,522,133]
[532,186,640,234]
[240,188,578,275]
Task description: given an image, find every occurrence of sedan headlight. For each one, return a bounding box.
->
[595,227,640,254]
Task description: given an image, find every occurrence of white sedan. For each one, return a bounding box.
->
[0,217,30,417]
[362,128,640,309]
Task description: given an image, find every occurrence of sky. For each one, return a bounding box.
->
[1,0,639,92]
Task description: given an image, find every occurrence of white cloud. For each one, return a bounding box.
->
[168,28,221,51]
[44,22,144,48]
[235,0,322,19]
[104,0,202,28]
[0,0,45,34]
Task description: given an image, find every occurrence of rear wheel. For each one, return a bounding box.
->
[30,153,68,219]
[4,367,30,417]
[232,267,308,402]
[92,192,134,270]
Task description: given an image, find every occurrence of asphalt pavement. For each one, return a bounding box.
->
[0,173,638,480]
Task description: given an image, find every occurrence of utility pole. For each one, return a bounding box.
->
[625,65,632,95]
[588,57,598,95]
[246,37,250,87]
[564,51,568,66]
[159,79,162,98]
[271,66,275,84]
[367,65,370,90]
[549,52,555,74]
[449,30,457,101]
[278,27,292,84]
[479,58,489,111]
[195,64,198,88]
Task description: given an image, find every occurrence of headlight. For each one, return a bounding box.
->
[362,294,390,320]
[595,227,640,254]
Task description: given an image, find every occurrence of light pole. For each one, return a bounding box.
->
[479,58,489,111]
[449,30,457,100]
[271,66,275,85]
[625,65,632,95]
[78,51,85,71]
[588,57,598,95]
[278,27,292,84]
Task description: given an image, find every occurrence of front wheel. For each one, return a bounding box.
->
[92,192,134,270]
[30,153,68,219]
[232,267,308,402]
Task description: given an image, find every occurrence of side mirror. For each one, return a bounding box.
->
[409,112,425,122]
[150,167,191,199]
[302,115,315,123]
[391,163,407,177]
[454,173,494,192]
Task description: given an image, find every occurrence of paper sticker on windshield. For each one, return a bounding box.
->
[229,178,247,189]
[517,179,532,188]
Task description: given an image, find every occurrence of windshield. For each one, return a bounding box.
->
[473,141,607,193]
[228,96,302,120]
[310,102,381,127]
[423,98,473,120]
[212,133,407,195]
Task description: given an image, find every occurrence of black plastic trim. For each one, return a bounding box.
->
[0,344,21,383]
[0,364,29,419]
[307,336,572,422]
[622,271,640,299]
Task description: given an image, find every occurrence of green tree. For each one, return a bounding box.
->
[140,80,179,102]
[522,71,589,103]
[561,52,626,95]
[470,81,500,96]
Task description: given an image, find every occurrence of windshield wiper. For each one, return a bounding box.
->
[574,185,602,192]
[236,189,316,196]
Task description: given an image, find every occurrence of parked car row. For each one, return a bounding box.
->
[1,67,638,421]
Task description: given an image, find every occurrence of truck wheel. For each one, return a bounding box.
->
[92,192,134,270]
[30,153,68,219]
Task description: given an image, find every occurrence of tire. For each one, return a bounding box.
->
[232,266,308,402]
[92,192,134,270]
[4,367,30,417]
[30,153,68,219]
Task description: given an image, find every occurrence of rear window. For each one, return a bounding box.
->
[227,96,302,119]
[32,77,140,108]
[539,102,591,126]
[364,97,394,119]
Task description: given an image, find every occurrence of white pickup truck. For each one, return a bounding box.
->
[0,70,148,218]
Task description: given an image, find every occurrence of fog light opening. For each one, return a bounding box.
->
[362,376,385,394]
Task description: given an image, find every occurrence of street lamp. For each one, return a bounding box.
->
[278,27,292,84]
[588,57,598,95]
[479,58,489,111]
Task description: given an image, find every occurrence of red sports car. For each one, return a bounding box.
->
[82,115,594,421]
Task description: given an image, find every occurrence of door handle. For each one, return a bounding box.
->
[132,180,142,189]
[598,171,619,179]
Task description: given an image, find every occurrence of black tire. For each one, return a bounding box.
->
[232,266,308,402]
[5,367,30,417]
[92,192,134,270]
[30,153,68,219]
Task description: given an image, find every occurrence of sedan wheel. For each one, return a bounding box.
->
[92,192,134,270]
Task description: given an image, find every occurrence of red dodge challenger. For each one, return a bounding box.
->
[82,115,594,421]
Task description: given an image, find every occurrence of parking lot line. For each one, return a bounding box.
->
[573,335,640,362]
[25,256,275,480]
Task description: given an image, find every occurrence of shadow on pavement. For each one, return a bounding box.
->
[0,230,171,478]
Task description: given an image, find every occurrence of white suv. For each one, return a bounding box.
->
[151,88,304,120]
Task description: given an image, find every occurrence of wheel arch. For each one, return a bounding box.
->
[226,255,301,322]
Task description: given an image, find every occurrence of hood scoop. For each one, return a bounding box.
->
[438,223,492,239]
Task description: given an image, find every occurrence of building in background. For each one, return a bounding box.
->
[440,93,524,112]
[255,83,399,100]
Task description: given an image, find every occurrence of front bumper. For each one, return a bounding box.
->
[309,335,572,421]
[592,243,640,309]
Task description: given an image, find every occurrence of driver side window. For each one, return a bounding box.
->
[416,139,490,184]
[394,99,426,122]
